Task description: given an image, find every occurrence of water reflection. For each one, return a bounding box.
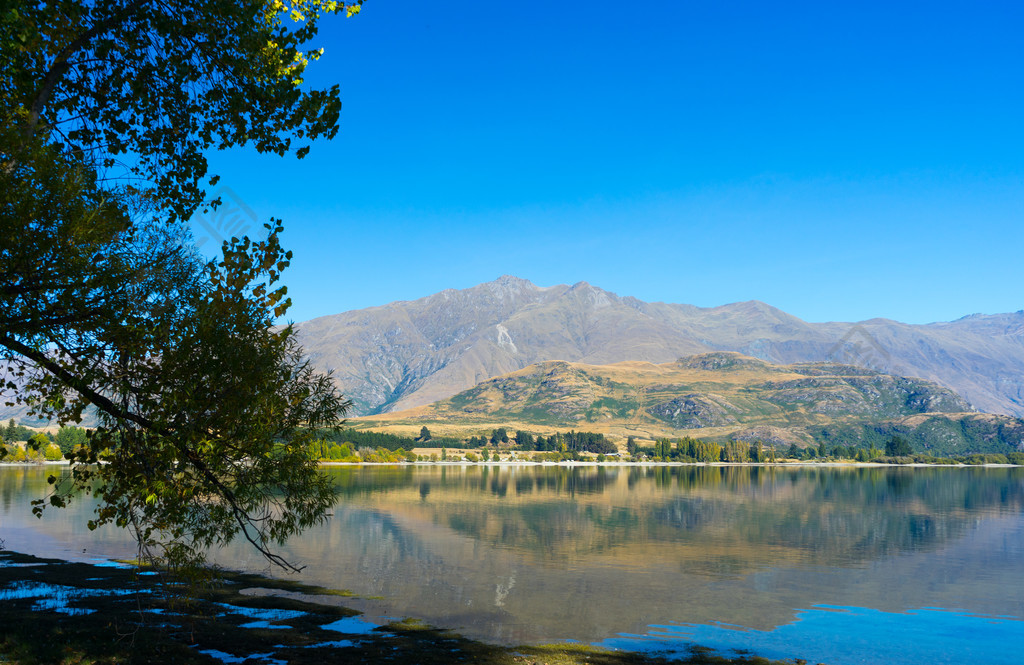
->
[327,465,1024,569]
[3,464,1023,650]
[294,465,1024,644]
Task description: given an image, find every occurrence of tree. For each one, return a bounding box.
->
[54,425,88,453]
[583,437,617,455]
[418,426,432,442]
[886,436,913,457]
[2,0,363,571]
[27,431,49,450]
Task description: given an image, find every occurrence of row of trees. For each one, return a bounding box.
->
[630,437,775,463]
[784,436,911,461]
[630,436,728,462]
[526,430,617,454]
[1,419,36,444]
[321,427,617,455]
[0,420,86,461]
[312,427,1016,466]
[621,435,921,464]
[2,436,63,462]
[1,423,96,453]
[464,428,616,454]
[4,419,1014,470]
[318,427,463,453]
[291,428,1024,466]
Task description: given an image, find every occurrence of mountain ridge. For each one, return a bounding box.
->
[294,277,1024,418]
[3,276,1022,425]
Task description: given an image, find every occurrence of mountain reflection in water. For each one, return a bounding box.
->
[2,464,1023,653]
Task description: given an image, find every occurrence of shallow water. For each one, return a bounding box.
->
[0,578,143,616]
[600,605,1024,665]
[2,464,1023,663]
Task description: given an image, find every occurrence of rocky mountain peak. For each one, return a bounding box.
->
[677,352,773,372]
[483,275,539,296]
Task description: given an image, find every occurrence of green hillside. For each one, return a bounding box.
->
[354,352,1024,456]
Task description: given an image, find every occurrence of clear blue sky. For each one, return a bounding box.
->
[200,1,1023,325]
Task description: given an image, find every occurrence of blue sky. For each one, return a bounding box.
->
[200,1,1023,325]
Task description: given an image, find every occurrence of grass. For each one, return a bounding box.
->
[0,550,807,665]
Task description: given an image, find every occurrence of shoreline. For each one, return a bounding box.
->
[318,459,1022,468]
[0,548,802,665]
[3,459,1019,470]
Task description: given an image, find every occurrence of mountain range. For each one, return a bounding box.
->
[295,276,1024,418]
[4,276,1022,429]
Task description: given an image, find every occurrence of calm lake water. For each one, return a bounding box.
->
[2,463,1023,664]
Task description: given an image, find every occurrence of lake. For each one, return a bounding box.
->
[2,463,1023,664]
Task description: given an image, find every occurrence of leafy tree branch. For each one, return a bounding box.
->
[2,0,363,570]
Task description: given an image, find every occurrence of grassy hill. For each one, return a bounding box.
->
[351,352,1024,456]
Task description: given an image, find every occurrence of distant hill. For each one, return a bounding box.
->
[353,352,1024,457]
[294,276,1024,418]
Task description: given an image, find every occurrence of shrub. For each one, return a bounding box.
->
[879,455,914,465]
[358,447,407,463]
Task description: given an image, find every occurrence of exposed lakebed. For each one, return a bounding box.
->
[2,464,1023,664]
